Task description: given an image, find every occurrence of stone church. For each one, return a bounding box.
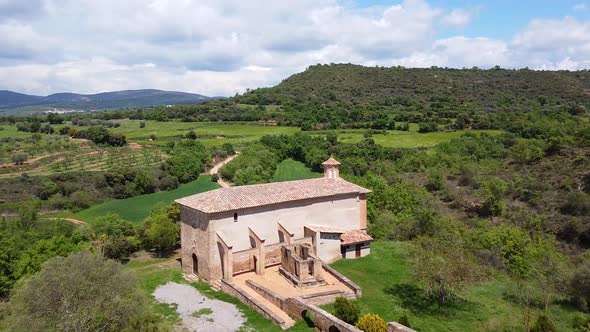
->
[176,157,373,284]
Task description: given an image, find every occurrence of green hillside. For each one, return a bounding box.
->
[237,64,590,109]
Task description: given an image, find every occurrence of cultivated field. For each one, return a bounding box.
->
[74,175,220,224]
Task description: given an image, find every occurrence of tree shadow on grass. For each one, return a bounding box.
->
[385,283,478,317]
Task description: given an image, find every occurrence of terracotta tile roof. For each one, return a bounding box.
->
[341,230,373,245]
[305,224,347,233]
[322,157,341,166]
[176,177,370,214]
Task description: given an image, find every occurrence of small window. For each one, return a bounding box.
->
[233,212,238,222]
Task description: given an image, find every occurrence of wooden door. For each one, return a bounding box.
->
[355,244,361,258]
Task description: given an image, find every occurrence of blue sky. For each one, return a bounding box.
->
[0,0,589,96]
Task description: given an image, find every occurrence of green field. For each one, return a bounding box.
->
[331,241,580,332]
[75,176,220,223]
[314,124,502,148]
[272,159,322,182]
[104,120,300,147]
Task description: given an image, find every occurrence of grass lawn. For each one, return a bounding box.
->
[331,241,582,332]
[272,159,322,182]
[75,175,220,224]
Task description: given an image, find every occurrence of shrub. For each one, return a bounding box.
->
[186,129,197,140]
[398,314,411,328]
[356,313,387,332]
[562,192,590,216]
[531,313,557,332]
[334,296,360,325]
[11,153,28,165]
[139,121,146,128]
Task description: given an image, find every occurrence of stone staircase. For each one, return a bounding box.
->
[239,284,296,329]
[211,279,223,291]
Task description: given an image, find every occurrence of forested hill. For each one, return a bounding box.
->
[236,64,590,109]
[0,89,211,113]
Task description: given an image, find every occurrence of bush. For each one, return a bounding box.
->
[139,121,146,128]
[334,296,360,325]
[398,314,411,328]
[356,313,388,332]
[185,129,197,140]
[562,192,590,216]
[531,313,557,332]
[11,153,28,165]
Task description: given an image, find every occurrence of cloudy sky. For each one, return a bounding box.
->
[1,0,590,96]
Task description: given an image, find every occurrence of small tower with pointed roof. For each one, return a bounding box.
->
[322,156,341,179]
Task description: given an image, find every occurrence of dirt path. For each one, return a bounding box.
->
[209,152,240,188]
[44,217,87,225]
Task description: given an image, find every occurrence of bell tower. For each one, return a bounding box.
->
[322,156,341,179]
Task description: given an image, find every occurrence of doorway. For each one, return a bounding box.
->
[355,244,361,258]
[192,254,198,274]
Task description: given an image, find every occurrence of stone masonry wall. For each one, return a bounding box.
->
[284,297,362,332]
[180,206,212,280]
[220,279,288,329]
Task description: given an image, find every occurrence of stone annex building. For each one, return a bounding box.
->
[176,157,373,284]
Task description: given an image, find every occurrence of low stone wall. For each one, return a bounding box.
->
[220,279,287,329]
[265,244,283,267]
[245,279,287,310]
[284,297,362,332]
[233,248,256,275]
[321,263,362,297]
[300,289,355,306]
[387,322,417,332]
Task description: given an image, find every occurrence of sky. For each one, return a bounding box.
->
[0,0,589,97]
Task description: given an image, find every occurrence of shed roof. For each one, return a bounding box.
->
[176,177,369,214]
[341,230,374,245]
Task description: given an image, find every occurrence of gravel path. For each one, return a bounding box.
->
[153,282,245,332]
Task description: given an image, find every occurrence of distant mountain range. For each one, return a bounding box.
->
[0,89,211,113]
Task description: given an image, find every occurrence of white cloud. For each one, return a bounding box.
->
[0,0,589,96]
[442,8,479,28]
[574,3,587,11]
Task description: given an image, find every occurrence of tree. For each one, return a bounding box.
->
[334,296,360,325]
[478,177,509,216]
[569,257,590,311]
[17,200,41,229]
[165,140,209,183]
[47,113,64,124]
[6,251,152,332]
[530,240,565,310]
[11,153,28,165]
[412,231,484,304]
[530,313,557,332]
[144,213,178,257]
[356,313,387,332]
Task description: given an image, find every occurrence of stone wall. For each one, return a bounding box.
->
[300,290,355,306]
[321,262,362,297]
[180,206,213,281]
[220,279,288,329]
[284,297,362,332]
[233,247,256,275]
[245,279,287,310]
[387,322,417,332]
